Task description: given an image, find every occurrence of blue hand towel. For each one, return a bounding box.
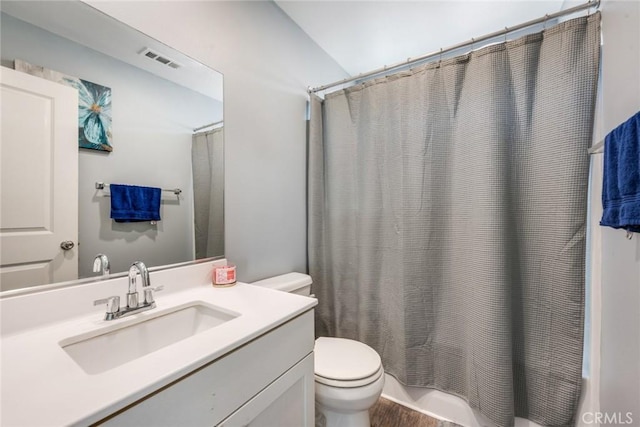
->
[110,184,161,223]
[600,111,640,233]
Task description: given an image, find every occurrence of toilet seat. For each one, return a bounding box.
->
[314,337,382,388]
[315,365,384,388]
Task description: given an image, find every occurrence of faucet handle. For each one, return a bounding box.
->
[94,296,120,319]
[143,285,164,305]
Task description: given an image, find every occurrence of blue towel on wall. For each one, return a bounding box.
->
[110,184,161,223]
[600,111,640,233]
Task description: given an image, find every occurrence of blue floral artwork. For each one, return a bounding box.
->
[64,78,113,152]
[14,60,113,152]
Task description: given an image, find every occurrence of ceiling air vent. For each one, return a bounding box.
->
[139,48,183,69]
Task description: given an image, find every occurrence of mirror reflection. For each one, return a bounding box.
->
[0,1,224,292]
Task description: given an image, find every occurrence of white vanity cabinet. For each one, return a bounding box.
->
[98,310,315,427]
[1,261,318,426]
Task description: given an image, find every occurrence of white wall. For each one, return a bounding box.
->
[598,0,640,423]
[86,0,348,282]
[1,13,223,277]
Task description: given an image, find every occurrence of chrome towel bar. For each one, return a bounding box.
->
[95,182,182,196]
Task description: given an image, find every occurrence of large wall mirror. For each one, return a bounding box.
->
[0,1,224,293]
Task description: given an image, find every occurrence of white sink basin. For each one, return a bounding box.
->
[60,302,239,374]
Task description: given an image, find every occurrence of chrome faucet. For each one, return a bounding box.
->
[92,253,110,276]
[127,261,149,309]
[93,260,163,321]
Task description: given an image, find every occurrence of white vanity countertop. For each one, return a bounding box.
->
[0,261,317,426]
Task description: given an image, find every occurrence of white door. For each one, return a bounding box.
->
[0,67,78,291]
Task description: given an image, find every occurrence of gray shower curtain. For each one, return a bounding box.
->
[308,14,600,427]
[192,127,224,259]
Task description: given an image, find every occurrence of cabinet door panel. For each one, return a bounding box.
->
[220,354,314,427]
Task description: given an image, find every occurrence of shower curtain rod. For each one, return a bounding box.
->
[193,120,223,132]
[308,0,599,94]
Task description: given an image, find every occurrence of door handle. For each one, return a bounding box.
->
[60,240,75,250]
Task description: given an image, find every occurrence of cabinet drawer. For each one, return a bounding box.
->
[99,310,314,426]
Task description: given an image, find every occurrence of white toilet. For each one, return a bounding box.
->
[251,273,384,427]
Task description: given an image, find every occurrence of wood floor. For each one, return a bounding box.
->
[370,397,460,427]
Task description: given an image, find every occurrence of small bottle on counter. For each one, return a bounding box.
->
[212,264,237,287]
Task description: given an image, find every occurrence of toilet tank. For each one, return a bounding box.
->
[250,273,312,296]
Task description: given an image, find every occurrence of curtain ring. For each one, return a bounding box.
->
[504,26,509,44]
[543,14,549,30]
[626,231,634,240]
[439,48,443,66]
[471,37,475,52]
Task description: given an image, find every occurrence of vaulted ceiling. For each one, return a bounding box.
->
[275,1,573,76]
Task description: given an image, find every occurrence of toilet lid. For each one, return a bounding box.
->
[314,337,382,381]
